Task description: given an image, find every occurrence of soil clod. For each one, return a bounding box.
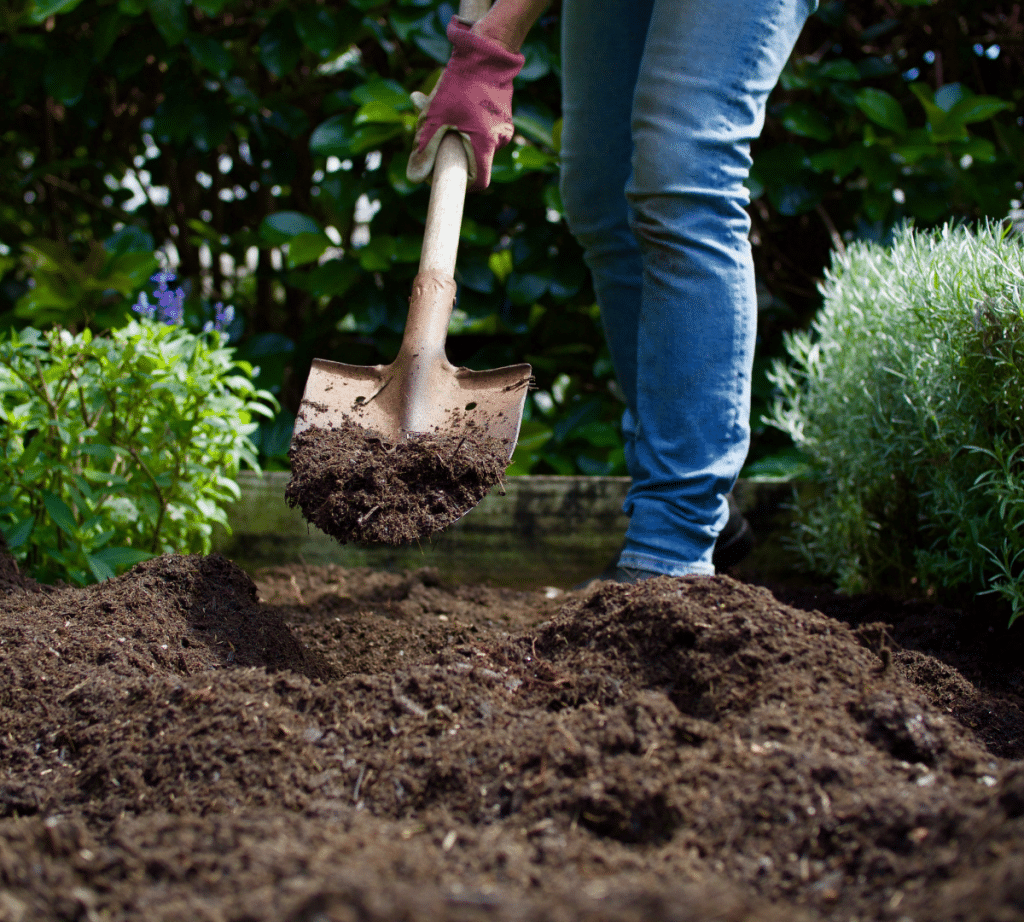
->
[286,420,509,544]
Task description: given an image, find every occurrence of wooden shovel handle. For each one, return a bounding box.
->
[417,133,470,279]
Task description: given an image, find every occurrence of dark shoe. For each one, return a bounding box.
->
[574,492,754,589]
[573,564,667,591]
[711,493,755,571]
[607,565,664,584]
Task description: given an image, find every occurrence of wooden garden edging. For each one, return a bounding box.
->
[213,473,797,589]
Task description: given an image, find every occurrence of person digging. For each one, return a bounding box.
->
[408,0,814,581]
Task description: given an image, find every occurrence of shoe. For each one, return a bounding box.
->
[711,493,755,571]
[574,492,754,589]
[607,565,664,584]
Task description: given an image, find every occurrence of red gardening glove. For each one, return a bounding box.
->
[407,17,524,191]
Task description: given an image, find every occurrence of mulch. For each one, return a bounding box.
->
[2,548,1023,921]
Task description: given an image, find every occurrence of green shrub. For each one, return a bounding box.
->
[0,317,277,585]
[767,222,1024,624]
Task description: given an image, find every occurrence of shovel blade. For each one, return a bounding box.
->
[292,357,532,460]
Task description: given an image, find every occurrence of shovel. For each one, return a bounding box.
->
[292,0,532,459]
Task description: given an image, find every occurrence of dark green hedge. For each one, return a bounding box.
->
[1,0,1020,474]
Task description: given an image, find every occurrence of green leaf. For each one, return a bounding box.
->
[355,235,396,271]
[351,78,412,110]
[309,115,353,157]
[28,0,86,22]
[488,250,513,284]
[184,35,234,79]
[513,109,555,148]
[105,225,155,256]
[818,59,861,82]
[3,517,34,550]
[348,123,403,154]
[258,13,301,79]
[413,31,451,65]
[780,103,833,142]
[741,447,813,483]
[388,8,432,42]
[855,88,907,133]
[296,259,360,297]
[43,491,78,537]
[910,83,969,143]
[93,7,123,59]
[148,0,187,46]
[294,6,342,58]
[511,146,556,173]
[354,101,408,126]
[947,95,1014,126]
[92,546,156,569]
[808,145,862,178]
[507,272,548,306]
[44,52,90,106]
[286,232,331,268]
[934,83,970,112]
[259,211,323,245]
[85,553,116,583]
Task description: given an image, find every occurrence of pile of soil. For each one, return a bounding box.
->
[286,420,509,545]
[2,548,1023,922]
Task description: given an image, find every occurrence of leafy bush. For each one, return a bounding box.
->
[767,222,1024,623]
[0,313,277,585]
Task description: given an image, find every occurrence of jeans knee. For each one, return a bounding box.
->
[625,132,753,251]
[560,160,632,255]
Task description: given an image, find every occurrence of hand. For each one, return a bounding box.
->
[406,17,524,191]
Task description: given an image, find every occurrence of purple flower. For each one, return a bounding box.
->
[158,287,185,326]
[132,291,156,319]
[149,271,185,325]
[215,302,234,330]
[203,302,235,333]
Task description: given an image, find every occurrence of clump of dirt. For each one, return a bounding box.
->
[286,419,509,544]
[2,552,1023,922]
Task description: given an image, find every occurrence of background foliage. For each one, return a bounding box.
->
[1,0,1022,477]
[766,222,1024,624]
[0,316,275,584]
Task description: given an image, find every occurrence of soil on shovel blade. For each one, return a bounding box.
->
[2,545,1024,922]
[286,419,509,545]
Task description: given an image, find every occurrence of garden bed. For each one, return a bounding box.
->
[2,543,1023,921]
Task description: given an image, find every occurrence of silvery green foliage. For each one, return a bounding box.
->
[0,321,277,585]
[767,222,1024,624]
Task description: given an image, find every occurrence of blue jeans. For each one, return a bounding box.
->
[560,0,815,575]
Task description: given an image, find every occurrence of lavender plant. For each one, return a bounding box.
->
[767,222,1024,624]
[0,275,277,585]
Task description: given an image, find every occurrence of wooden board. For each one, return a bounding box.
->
[212,473,798,589]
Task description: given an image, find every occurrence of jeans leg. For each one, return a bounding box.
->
[559,0,653,477]
[616,0,814,576]
[562,0,814,576]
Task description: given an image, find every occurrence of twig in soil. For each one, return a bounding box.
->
[450,436,467,459]
[392,685,428,718]
[358,505,381,526]
[353,764,366,802]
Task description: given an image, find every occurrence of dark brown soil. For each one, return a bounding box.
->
[2,548,1023,922]
[286,420,509,545]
